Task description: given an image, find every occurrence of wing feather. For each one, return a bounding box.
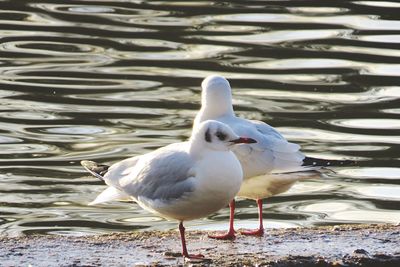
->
[103,143,196,202]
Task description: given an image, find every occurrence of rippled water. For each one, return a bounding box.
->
[1,0,399,236]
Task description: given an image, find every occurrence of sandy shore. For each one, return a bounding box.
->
[1,224,399,266]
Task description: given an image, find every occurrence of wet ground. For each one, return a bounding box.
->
[1,224,399,266]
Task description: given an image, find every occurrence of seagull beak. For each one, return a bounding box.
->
[230,137,257,144]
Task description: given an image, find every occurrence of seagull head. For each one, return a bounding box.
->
[200,75,234,118]
[192,120,256,151]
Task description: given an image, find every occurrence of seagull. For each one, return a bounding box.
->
[81,120,256,260]
[194,75,354,239]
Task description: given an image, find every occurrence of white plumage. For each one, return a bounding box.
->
[82,119,256,259]
[194,75,318,238]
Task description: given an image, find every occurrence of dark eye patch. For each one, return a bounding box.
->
[205,128,211,142]
[216,131,227,141]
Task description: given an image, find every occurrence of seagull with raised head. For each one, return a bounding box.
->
[194,75,354,239]
[81,120,256,260]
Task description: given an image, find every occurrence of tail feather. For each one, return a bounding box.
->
[302,157,356,167]
[81,160,109,181]
[88,186,130,205]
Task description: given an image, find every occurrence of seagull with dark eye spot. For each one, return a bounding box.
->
[81,120,256,261]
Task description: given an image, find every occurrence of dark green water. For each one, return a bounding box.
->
[0,0,399,236]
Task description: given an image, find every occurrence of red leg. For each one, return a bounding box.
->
[241,199,264,236]
[179,222,204,259]
[208,199,236,240]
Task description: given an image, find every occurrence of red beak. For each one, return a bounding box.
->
[230,137,257,144]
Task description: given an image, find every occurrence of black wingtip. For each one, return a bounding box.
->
[81,160,109,180]
[302,157,357,167]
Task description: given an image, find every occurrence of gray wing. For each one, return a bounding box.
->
[218,117,305,175]
[233,119,300,152]
[106,144,196,201]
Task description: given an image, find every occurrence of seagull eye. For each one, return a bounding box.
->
[216,131,227,141]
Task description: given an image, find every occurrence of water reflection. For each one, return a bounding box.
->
[0,0,399,236]
[330,119,400,129]
[338,168,400,179]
